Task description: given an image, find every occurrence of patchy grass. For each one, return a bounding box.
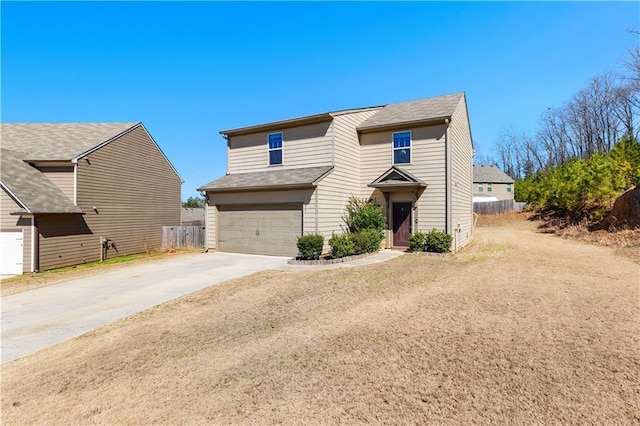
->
[1,217,639,424]
[1,249,201,297]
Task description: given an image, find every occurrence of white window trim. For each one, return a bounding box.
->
[478,183,483,192]
[507,183,512,192]
[268,132,284,166]
[487,183,493,192]
[392,130,412,165]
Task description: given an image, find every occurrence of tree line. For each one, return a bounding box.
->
[493,45,639,180]
[514,136,640,220]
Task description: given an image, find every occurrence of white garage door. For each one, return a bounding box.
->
[217,204,302,257]
[1,231,24,275]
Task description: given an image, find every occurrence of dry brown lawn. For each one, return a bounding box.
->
[2,214,639,424]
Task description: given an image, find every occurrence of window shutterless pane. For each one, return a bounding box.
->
[394,149,410,164]
[393,132,411,148]
[268,133,282,149]
[269,149,282,165]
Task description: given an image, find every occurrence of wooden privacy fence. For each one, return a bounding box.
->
[473,199,527,215]
[162,226,205,250]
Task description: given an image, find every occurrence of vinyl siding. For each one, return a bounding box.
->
[449,96,474,250]
[314,110,379,252]
[205,203,216,249]
[37,165,75,201]
[37,125,181,270]
[360,124,448,235]
[1,189,32,272]
[206,188,317,251]
[228,121,333,173]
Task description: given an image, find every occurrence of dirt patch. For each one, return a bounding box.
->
[1,217,638,424]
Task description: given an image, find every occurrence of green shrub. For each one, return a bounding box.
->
[342,197,386,233]
[424,229,452,253]
[408,232,426,252]
[329,233,355,258]
[351,229,384,254]
[296,234,324,260]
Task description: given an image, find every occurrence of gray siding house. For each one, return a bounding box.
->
[473,165,515,201]
[0,122,182,274]
[198,92,474,256]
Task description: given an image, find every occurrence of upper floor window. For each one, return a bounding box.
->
[393,131,411,164]
[487,183,493,192]
[477,183,483,192]
[507,183,512,193]
[268,132,283,165]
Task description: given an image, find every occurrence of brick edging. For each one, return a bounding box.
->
[287,252,374,265]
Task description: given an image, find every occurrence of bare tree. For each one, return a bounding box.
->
[473,153,498,166]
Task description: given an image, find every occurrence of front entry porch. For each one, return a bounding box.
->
[368,166,427,249]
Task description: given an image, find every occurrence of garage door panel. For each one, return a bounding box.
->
[217,204,302,257]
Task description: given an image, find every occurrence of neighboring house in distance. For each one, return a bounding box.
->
[181,207,205,226]
[473,165,515,201]
[198,92,474,257]
[0,122,182,274]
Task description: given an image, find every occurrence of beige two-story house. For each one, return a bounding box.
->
[1,122,182,274]
[473,165,515,201]
[198,92,474,256]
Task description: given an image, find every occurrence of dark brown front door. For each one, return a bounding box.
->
[392,202,412,247]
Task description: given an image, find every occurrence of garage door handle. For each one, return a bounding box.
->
[255,230,260,236]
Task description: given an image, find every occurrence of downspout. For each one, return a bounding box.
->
[315,187,319,234]
[32,216,39,272]
[72,161,78,204]
[444,118,452,235]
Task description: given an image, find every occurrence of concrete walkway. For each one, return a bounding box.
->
[1,252,288,364]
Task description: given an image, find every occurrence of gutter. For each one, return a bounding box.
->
[220,113,334,137]
[357,116,452,134]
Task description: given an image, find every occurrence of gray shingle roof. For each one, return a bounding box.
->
[473,165,514,183]
[357,93,464,131]
[0,149,82,214]
[198,166,334,192]
[1,122,139,161]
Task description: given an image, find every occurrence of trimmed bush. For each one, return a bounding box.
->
[408,232,426,252]
[343,197,386,233]
[329,233,355,258]
[351,229,384,254]
[424,229,453,253]
[296,234,324,260]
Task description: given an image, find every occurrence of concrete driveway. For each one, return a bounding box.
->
[1,252,288,364]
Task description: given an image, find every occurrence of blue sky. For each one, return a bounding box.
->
[2,1,638,200]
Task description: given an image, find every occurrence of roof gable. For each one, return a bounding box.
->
[0,149,82,214]
[0,122,139,161]
[369,166,427,190]
[473,165,514,183]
